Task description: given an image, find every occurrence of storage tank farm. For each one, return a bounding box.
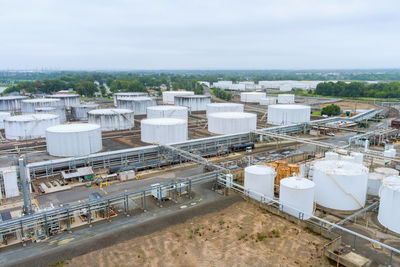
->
[88,108,134,131]
[0,96,27,111]
[240,92,266,103]
[267,104,310,125]
[277,94,295,104]
[4,114,60,140]
[205,103,244,117]
[117,97,157,115]
[146,106,188,120]
[174,95,211,111]
[47,94,80,110]
[141,118,187,144]
[244,165,276,201]
[35,107,66,123]
[0,112,11,129]
[21,98,62,113]
[378,175,400,234]
[113,92,148,106]
[46,123,102,157]
[162,91,194,104]
[208,112,257,135]
[368,167,399,196]
[71,103,99,121]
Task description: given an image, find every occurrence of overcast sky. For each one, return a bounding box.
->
[0,0,399,70]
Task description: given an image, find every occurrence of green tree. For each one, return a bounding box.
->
[321,104,341,116]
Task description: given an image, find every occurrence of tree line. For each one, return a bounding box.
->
[315,81,400,98]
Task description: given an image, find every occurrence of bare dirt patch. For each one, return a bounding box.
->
[66,201,330,267]
[317,100,376,110]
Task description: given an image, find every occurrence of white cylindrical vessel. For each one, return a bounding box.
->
[313,160,368,211]
[147,106,188,120]
[368,168,400,196]
[280,177,315,220]
[88,109,134,131]
[117,97,157,115]
[21,98,61,113]
[0,96,28,111]
[277,94,295,104]
[259,97,277,105]
[240,92,266,103]
[206,103,244,117]
[47,94,80,109]
[5,114,60,140]
[46,123,102,157]
[325,151,339,160]
[141,118,187,144]
[375,167,399,177]
[0,112,11,129]
[378,175,400,234]
[208,112,257,135]
[267,104,310,125]
[174,95,211,111]
[162,91,194,104]
[244,165,276,201]
[35,107,66,122]
[71,104,99,121]
[113,92,148,106]
[350,152,364,164]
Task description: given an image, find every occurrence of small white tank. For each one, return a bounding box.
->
[267,104,310,125]
[88,108,134,131]
[325,151,339,160]
[244,165,276,201]
[71,104,99,121]
[240,92,266,103]
[367,172,385,196]
[117,97,157,115]
[35,107,66,122]
[5,114,60,140]
[208,112,257,135]
[279,176,315,220]
[277,94,295,104]
[162,91,194,104]
[146,105,188,120]
[21,98,61,113]
[378,175,400,234]
[206,103,244,117]
[0,112,11,129]
[141,118,187,144]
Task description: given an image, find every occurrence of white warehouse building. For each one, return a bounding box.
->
[174,95,211,111]
[147,106,188,121]
[88,108,134,131]
[267,105,310,125]
[4,114,60,140]
[208,112,257,135]
[141,118,187,144]
[162,91,194,104]
[117,97,157,115]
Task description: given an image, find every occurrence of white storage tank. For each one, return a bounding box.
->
[267,104,310,125]
[208,112,257,135]
[141,118,187,144]
[46,123,102,157]
[313,160,368,211]
[71,104,99,121]
[21,98,61,113]
[174,95,211,111]
[350,152,364,164]
[240,92,266,103]
[47,94,80,109]
[375,167,399,177]
[259,97,277,106]
[35,107,66,123]
[0,112,11,129]
[244,165,276,201]
[378,175,400,234]
[147,105,188,120]
[325,151,339,160]
[279,176,315,220]
[206,103,244,117]
[368,167,400,196]
[0,96,27,111]
[88,109,134,131]
[5,114,60,140]
[117,97,157,115]
[162,91,194,104]
[277,94,295,104]
[113,92,148,106]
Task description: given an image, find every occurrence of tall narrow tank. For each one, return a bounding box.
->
[244,165,276,201]
[4,114,60,140]
[47,94,80,109]
[174,95,211,111]
[208,112,257,135]
[146,106,188,120]
[71,104,99,121]
[35,107,66,122]
[117,97,157,115]
[46,124,102,157]
[113,92,148,106]
[88,108,134,131]
[162,91,194,104]
[141,118,187,144]
[0,96,27,111]
[267,104,310,125]
[313,160,368,211]
[21,98,61,113]
[206,103,244,117]
[277,94,295,104]
[240,92,266,103]
[0,112,11,129]
[378,175,400,234]
[279,176,315,219]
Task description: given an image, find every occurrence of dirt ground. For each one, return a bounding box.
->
[65,202,330,267]
[317,100,376,110]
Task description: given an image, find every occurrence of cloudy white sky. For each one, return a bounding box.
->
[0,0,399,70]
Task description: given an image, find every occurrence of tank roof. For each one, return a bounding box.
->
[163,91,194,94]
[280,176,315,190]
[71,103,98,108]
[47,94,79,98]
[22,98,60,103]
[208,112,256,119]
[206,103,243,107]
[314,159,368,175]
[141,118,186,125]
[269,104,309,109]
[89,108,133,115]
[35,107,57,111]
[375,167,399,176]
[0,96,27,100]
[245,165,275,175]
[118,96,153,101]
[382,175,400,192]
[147,105,187,111]
[5,114,58,122]
[47,123,100,133]
[175,95,210,99]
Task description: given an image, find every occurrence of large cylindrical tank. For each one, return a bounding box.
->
[5,114,60,140]
[0,96,28,111]
[206,103,244,117]
[47,94,80,109]
[147,105,188,120]
[88,108,134,131]
[174,95,211,111]
[46,123,102,157]
[35,107,66,122]
[0,112,11,129]
[244,165,276,201]
[378,175,400,234]
[117,97,157,115]
[267,104,310,125]
[21,98,61,113]
[277,94,295,104]
[279,176,315,219]
[162,91,194,104]
[313,160,368,211]
[141,118,187,144]
[113,92,148,106]
[208,112,257,135]
[240,92,266,103]
[71,104,99,121]
[259,97,277,105]
[368,167,400,196]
